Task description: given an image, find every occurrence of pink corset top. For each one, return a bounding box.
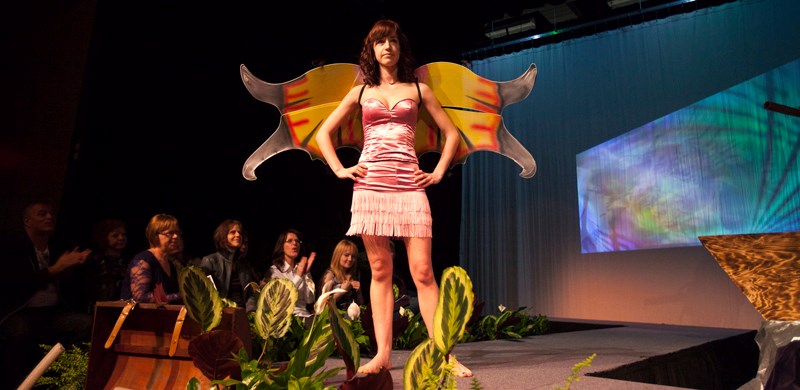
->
[359,98,418,163]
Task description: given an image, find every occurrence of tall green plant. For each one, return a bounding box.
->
[180,266,245,380]
[461,306,548,342]
[393,308,428,350]
[253,278,298,363]
[187,284,367,389]
[249,313,307,363]
[35,343,90,390]
[403,266,474,389]
[179,266,224,332]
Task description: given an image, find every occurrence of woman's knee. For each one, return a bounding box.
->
[369,257,393,280]
[410,267,435,286]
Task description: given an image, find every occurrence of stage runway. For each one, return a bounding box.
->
[326,319,759,389]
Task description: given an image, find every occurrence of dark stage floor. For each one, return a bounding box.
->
[325,319,759,389]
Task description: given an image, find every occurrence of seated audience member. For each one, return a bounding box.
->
[200,219,258,312]
[85,218,129,302]
[0,201,93,389]
[120,214,183,304]
[170,233,190,270]
[265,229,316,324]
[319,239,364,312]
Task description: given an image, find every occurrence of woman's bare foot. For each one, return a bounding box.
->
[449,355,473,377]
[357,356,391,375]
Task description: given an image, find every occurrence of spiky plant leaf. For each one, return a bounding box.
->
[403,338,445,390]
[255,278,298,340]
[433,266,474,354]
[326,299,360,379]
[288,305,334,376]
[179,266,223,332]
[304,319,334,373]
[272,306,340,388]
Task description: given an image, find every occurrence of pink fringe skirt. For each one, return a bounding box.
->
[346,160,432,238]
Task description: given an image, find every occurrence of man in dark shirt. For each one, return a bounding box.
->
[0,201,93,388]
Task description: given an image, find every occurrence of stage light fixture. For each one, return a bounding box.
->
[607,0,643,8]
[484,18,537,39]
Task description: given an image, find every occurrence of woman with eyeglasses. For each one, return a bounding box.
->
[265,229,316,324]
[120,214,182,303]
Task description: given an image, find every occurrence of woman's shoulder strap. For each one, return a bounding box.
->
[415,80,421,107]
[358,84,367,106]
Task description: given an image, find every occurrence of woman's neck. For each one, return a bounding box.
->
[148,247,173,276]
[380,67,399,85]
[149,247,167,262]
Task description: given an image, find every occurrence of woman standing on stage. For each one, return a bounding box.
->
[315,19,469,376]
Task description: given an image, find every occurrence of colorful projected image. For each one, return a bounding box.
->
[577,58,800,253]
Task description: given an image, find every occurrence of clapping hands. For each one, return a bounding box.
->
[49,247,91,275]
[294,252,316,277]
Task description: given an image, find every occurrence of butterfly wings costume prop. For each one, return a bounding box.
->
[239,61,537,180]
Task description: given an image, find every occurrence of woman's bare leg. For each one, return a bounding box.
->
[403,237,438,336]
[359,235,394,374]
[404,236,473,377]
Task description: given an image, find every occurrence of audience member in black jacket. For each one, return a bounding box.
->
[0,201,93,389]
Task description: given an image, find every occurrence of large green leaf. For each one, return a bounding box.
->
[403,339,445,390]
[291,305,335,376]
[255,278,298,340]
[433,266,474,354]
[303,319,334,373]
[326,300,360,379]
[179,266,223,332]
[274,306,339,389]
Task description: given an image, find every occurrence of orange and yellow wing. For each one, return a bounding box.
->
[240,61,537,180]
[415,62,537,178]
[240,63,363,180]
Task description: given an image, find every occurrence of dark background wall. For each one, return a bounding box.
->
[2,0,97,237]
[3,1,479,285]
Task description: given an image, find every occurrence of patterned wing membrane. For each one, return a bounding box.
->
[415,62,538,178]
[240,63,363,180]
[240,61,538,180]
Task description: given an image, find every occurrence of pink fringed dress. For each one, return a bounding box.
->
[345,97,432,238]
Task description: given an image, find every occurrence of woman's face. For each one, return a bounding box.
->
[340,249,356,271]
[158,228,181,254]
[373,34,400,67]
[227,224,243,249]
[283,232,301,260]
[107,227,127,252]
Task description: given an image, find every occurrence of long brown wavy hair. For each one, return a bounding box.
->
[213,219,247,258]
[359,19,417,86]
